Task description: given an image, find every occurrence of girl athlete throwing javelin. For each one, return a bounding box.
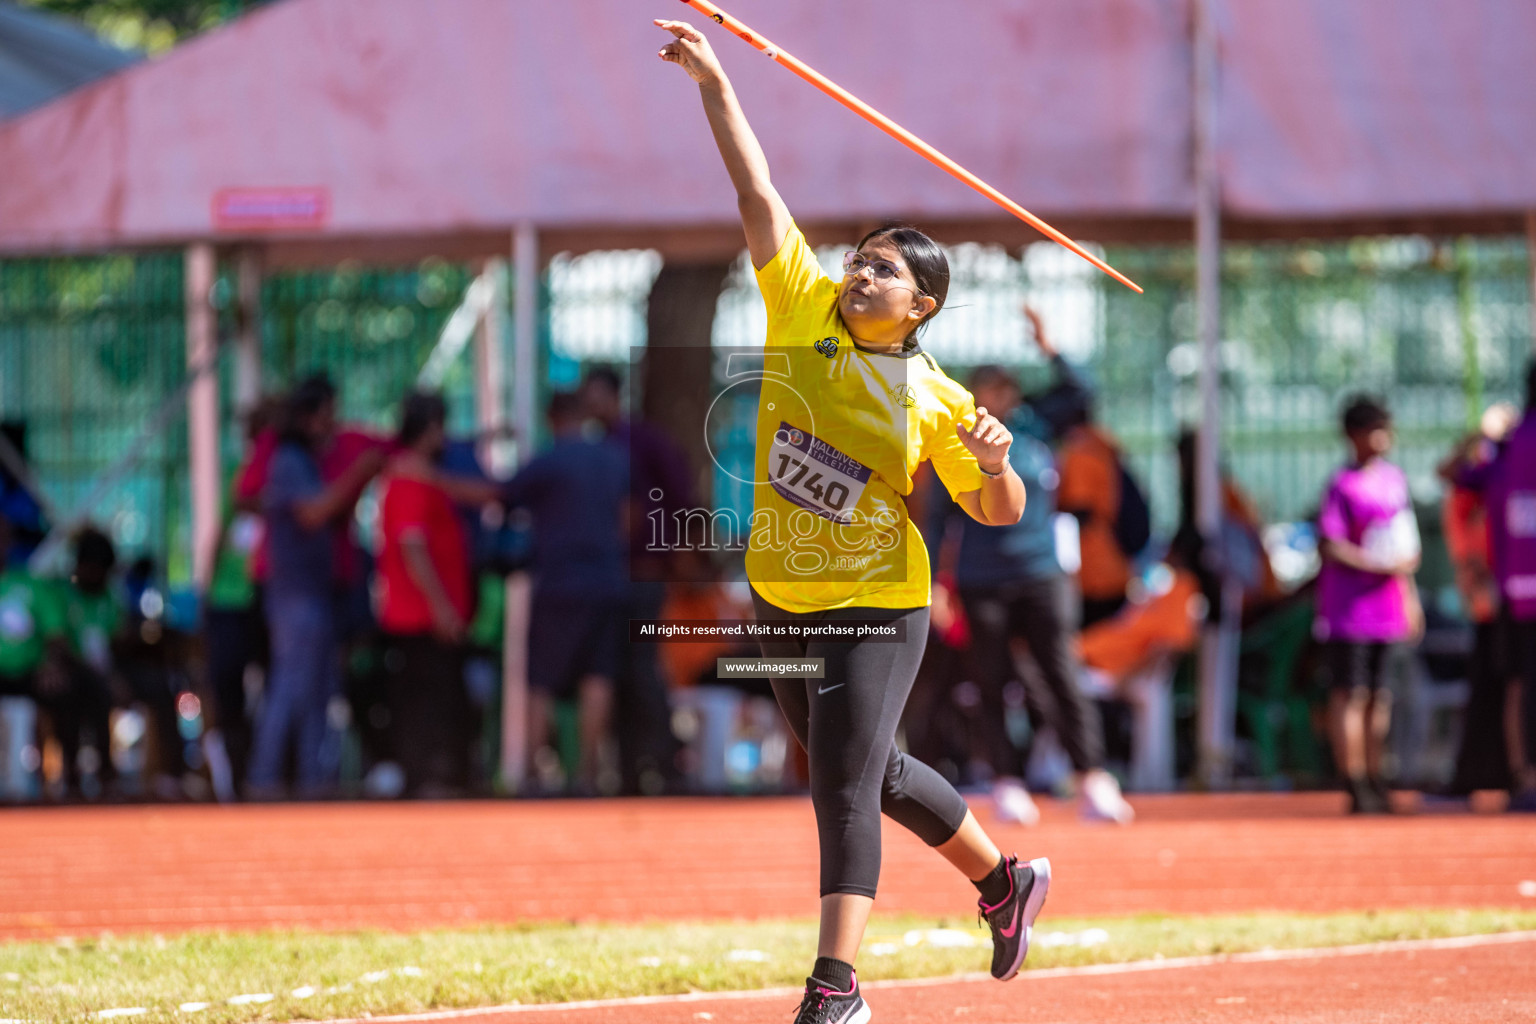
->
[658,19,1051,1024]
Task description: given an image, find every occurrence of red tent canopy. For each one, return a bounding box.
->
[0,0,1533,262]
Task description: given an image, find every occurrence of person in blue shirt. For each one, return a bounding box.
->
[930,308,1134,825]
[249,377,384,799]
[580,365,695,796]
[503,391,630,794]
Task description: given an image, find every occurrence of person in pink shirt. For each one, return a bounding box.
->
[1315,395,1422,815]
[1453,361,1536,812]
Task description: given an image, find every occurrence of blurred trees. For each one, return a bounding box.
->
[20,0,262,53]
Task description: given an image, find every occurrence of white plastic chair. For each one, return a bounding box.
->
[1079,654,1177,792]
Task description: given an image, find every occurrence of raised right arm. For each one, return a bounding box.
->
[656,19,792,270]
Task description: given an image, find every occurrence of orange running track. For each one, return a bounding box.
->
[0,793,1532,939]
[372,934,1536,1023]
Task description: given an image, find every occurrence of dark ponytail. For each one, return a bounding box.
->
[856,224,949,349]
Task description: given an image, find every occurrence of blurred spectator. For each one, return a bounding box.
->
[1079,565,1206,687]
[0,515,53,687]
[1437,404,1519,797]
[898,566,978,786]
[199,398,279,800]
[0,516,68,795]
[657,551,768,793]
[1452,361,1536,812]
[1056,376,1149,628]
[581,366,692,794]
[248,376,385,798]
[0,422,47,564]
[930,311,1132,826]
[1315,395,1422,815]
[435,431,514,787]
[1073,557,1207,794]
[1171,430,1282,621]
[375,391,487,797]
[115,552,197,798]
[235,375,391,630]
[37,527,124,800]
[506,390,629,795]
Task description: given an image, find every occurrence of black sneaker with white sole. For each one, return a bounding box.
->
[978,855,1052,981]
[792,973,870,1024]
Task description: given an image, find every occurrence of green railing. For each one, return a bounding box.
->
[0,234,1529,592]
[0,254,478,583]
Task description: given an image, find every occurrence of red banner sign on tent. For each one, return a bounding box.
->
[213,187,330,231]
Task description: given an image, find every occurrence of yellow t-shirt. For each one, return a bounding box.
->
[745,224,986,613]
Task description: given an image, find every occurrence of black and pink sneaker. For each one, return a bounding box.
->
[978,855,1052,981]
[792,972,869,1024]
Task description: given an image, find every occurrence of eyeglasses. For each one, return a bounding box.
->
[842,251,909,285]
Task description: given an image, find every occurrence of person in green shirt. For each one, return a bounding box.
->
[37,526,123,800]
[202,398,279,801]
[0,516,65,695]
[203,474,266,798]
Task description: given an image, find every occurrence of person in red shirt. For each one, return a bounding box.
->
[376,391,489,797]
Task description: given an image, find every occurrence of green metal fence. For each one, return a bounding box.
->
[0,253,478,584]
[0,253,190,576]
[0,234,1529,595]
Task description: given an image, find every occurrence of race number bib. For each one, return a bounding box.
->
[768,422,871,524]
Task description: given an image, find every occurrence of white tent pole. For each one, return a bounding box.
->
[500,222,539,792]
[1193,0,1235,789]
[512,224,540,459]
[417,270,495,388]
[235,247,263,417]
[473,258,512,475]
[186,242,221,592]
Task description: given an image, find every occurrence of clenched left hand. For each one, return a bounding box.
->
[956,407,1012,475]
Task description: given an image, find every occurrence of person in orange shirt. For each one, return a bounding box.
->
[1057,413,1134,627]
[1078,567,1206,688]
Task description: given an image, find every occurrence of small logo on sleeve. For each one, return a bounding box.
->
[814,337,839,359]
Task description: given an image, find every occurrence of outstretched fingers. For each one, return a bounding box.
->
[654,18,704,42]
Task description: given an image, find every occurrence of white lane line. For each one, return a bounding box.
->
[313,929,1536,1022]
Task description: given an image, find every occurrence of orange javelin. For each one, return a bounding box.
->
[677,0,1143,294]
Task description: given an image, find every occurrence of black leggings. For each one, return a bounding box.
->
[751,591,970,898]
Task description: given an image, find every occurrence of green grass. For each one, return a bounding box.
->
[2,909,1533,1023]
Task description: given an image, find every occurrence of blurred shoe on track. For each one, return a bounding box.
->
[991,777,1040,826]
[1079,769,1134,824]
